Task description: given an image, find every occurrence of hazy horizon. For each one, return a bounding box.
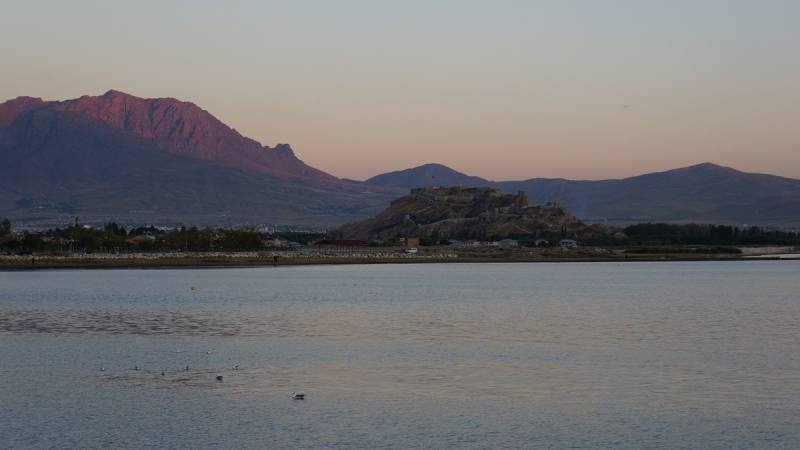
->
[2,1,798,182]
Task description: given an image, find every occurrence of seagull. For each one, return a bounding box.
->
[292,392,306,400]
[134,366,141,371]
[206,351,212,355]
[233,365,239,370]
[161,372,165,376]
[100,367,105,371]
[184,366,190,371]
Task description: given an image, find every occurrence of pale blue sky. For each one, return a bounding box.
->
[2,1,798,180]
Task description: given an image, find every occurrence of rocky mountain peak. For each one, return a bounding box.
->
[1,90,337,181]
[0,96,52,128]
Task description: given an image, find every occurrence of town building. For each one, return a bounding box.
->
[260,235,288,248]
[498,238,518,247]
[559,239,578,248]
[398,235,420,247]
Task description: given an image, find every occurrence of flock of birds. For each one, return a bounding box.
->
[100,350,305,400]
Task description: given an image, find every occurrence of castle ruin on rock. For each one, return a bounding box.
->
[337,186,587,241]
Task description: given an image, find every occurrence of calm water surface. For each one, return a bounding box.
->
[1,262,798,448]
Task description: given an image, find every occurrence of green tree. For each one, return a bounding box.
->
[0,218,10,237]
[4,238,21,252]
[419,236,434,246]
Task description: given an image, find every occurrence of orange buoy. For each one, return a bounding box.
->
[191,286,197,290]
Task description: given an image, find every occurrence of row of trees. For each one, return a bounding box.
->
[1,222,268,253]
[2,219,798,253]
[409,223,799,248]
[619,223,800,246]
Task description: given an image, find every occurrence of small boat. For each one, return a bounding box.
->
[292,392,306,400]
[216,375,223,381]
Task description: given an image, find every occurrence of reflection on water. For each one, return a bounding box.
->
[1,262,799,448]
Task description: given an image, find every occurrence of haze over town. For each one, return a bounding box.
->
[2,1,798,182]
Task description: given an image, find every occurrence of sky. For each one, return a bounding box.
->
[1,1,798,181]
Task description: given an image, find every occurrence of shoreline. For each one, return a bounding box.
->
[1,253,797,271]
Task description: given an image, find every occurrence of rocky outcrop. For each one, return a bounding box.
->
[1,90,336,181]
[336,186,587,240]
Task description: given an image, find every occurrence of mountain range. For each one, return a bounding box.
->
[1,90,799,228]
[0,91,400,227]
[347,163,800,227]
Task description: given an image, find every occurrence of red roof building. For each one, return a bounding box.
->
[398,236,419,247]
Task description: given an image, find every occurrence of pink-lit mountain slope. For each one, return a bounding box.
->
[0,90,335,181]
[0,93,401,225]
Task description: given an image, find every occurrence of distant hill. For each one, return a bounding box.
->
[346,163,490,189]
[0,94,401,226]
[336,186,586,241]
[352,163,800,227]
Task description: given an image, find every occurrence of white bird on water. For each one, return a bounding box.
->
[292,392,306,400]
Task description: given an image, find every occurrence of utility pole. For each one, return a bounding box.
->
[72,216,79,254]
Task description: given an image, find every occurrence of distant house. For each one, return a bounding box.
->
[559,239,577,248]
[398,235,420,247]
[534,239,548,246]
[498,238,518,247]
[260,235,288,248]
[448,239,462,245]
[462,239,479,246]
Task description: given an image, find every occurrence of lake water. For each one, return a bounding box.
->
[1,262,798,448]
